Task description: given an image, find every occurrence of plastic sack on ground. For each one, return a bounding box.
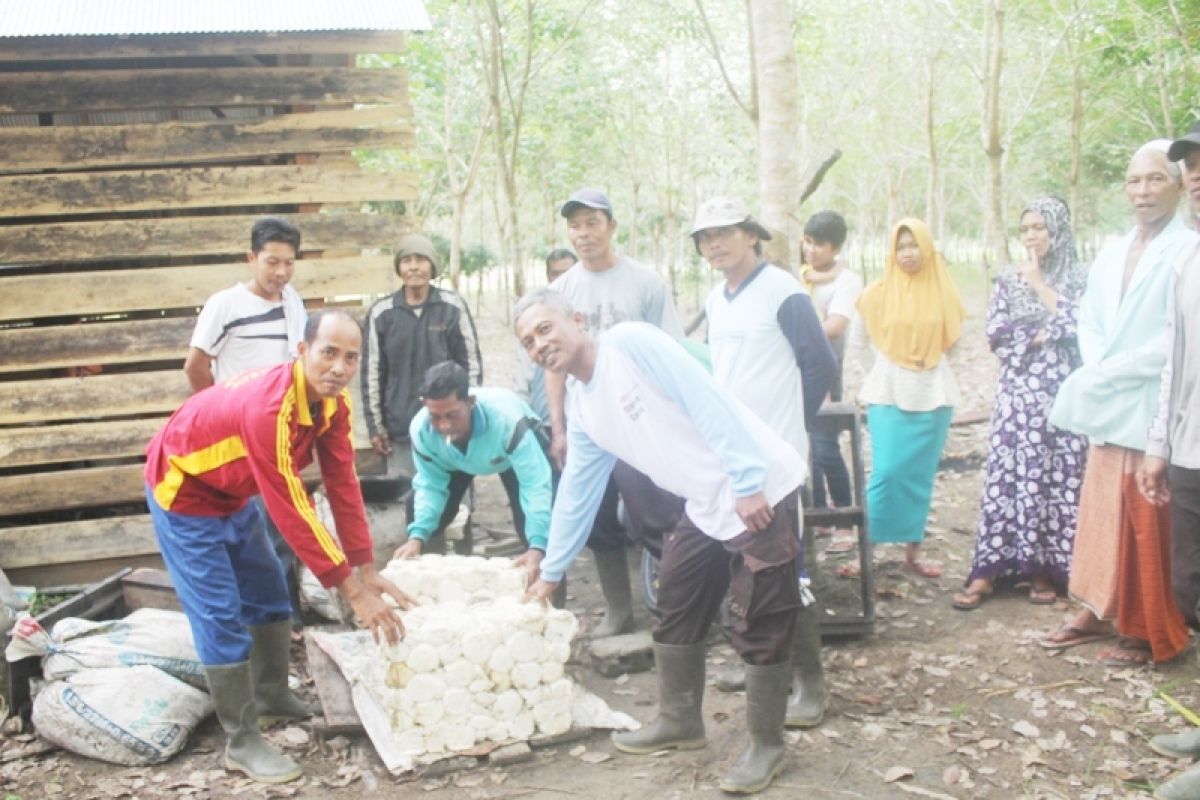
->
[32,665,212,766]
[5,608,205,688]
[314,555,637,774]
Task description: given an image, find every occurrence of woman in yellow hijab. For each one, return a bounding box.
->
[849,218,965,578]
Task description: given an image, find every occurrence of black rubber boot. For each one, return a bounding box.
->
[785,604,827,728]
[719,661,790,794]
[1156,761,1200,800]
[249,620,318,724]
[612,642,707,754]
[205,661,303,784]
[1152,728,1200,760]
[591,547,635,637]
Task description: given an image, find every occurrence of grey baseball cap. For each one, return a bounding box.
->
[1168,120,1200,161]
[560,188,613,218]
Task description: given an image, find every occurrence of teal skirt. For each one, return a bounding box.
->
[866,404,953,544]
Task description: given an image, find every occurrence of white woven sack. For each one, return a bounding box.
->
[43,608,205,688]
[33,665,212,766]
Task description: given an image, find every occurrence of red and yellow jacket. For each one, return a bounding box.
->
[145,360,372,587]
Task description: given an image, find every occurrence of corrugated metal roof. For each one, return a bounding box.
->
[0,0,431,37]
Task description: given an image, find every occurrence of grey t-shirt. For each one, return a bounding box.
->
[549,256,684,338]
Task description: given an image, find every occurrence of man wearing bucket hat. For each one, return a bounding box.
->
[362,233,482,483]
[694,197,838,740]
[543,188,685,638]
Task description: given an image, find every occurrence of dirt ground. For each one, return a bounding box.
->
[2,294,1199,799]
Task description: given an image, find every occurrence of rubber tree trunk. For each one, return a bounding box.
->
[749,0,801,271]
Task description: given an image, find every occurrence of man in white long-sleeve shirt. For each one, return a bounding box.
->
[515,289,805,795]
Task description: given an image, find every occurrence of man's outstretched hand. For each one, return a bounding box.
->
[523,577,560,606]
[513,548,545,585]
[340,565,417,645]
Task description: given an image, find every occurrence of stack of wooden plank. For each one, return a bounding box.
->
[0,31,418,586]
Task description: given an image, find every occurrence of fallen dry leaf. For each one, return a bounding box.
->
[279,727,310,747]
[942,765,961,786]
[884,766,914,783]
[579,752,613,764]
[1012,720,1040,738]
[896,784,959,800]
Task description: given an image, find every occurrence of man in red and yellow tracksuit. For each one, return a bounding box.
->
[144,309,412,784]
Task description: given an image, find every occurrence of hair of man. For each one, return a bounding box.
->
[1133,139,1184,185]
[251,216,302,254]
[546,248,577,268]
[419,360,471,401]
[513,288,576,327]
[303,308,356,343]
[803,210,848,248]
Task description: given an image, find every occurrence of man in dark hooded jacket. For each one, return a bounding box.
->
[362,233,482,480]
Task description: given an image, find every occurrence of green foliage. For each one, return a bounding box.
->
[354,0,1198,277]
[27,591,71,616]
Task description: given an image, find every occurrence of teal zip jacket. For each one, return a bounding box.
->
[408,388,552,549]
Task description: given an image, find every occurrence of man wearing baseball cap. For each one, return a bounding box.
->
[543,188,685,638]
[694,195,837,752]
[1168,120,1200,232]
[362,233,482,491]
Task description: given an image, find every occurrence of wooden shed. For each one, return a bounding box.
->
[0,1,428,586]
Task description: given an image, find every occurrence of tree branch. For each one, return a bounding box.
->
[693,0,756,123]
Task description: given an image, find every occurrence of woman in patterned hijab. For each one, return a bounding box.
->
[952,196,1090,611]
[1000,197,1087,326]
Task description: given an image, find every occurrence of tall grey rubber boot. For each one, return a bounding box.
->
[205,662,303,784]
[1156,761,1200,800]
[1151,728,1200,760]
[719,661,791,794]
[612,642,707,754]
[249,620,318,725]
[785,603,827,728]
[591,547,634,637]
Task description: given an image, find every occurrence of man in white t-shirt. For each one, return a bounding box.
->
[543,188,684,638]
[694,197,838,736]
[516,289,805,794]
[185,217,307,390]
[184,216,309,632]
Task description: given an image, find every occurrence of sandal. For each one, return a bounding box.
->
[825,534,857,556]
[902,559,942,579]
[1097,639,1152,667]
[1028,588,1057,605]
[952,583,993,611]
[1038,622,1114,651]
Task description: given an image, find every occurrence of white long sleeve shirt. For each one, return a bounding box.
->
[540,323,804,583]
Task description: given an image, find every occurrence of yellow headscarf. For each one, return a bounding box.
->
[856,218,965,371]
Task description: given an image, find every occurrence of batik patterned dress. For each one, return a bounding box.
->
[967,198,1088,586]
